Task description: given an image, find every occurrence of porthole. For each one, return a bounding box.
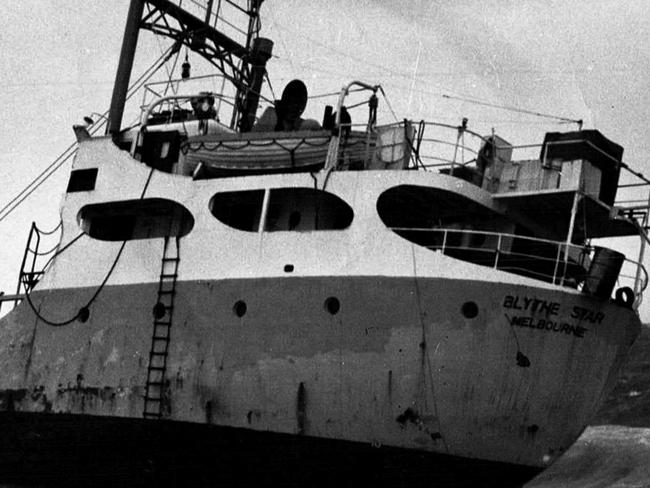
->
[324,297,340,315]
[78,307,90,323]
[461,301,478,319]
[233,300,247,318]
[153,302,166,319]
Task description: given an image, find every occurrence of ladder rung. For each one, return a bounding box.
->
[158,290,175,295]
[154,320,171,326]
[148,366,166,371]
[149,351,167,357]
[147,381,166,387]
[160,273,178,279]
[152,336,170,342]
[162,257,180,262]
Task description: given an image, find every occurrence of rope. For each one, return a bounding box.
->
[22,167,155,327]
[181,134,331,154]
[34,220,62,236]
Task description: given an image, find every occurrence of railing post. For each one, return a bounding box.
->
[552,244,562,284]
[494,234,502,268]
[258,188,271,233]
[561,191,581,284]
[441,229,448,254]
[633,191,650,298]
[16,223,36,296]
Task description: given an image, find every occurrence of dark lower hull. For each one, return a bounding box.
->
[0,412,540,488]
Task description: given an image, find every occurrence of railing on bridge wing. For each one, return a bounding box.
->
[141,75,238,129]
[329,120,650,218]
[389,226,648,305]
[16,222,62,297]
[1,221,62,314]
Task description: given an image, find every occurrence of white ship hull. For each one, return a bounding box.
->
[0,138,640,486]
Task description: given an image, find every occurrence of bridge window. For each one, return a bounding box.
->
[79,198,194,241]
[210,190,265,232]
[265,188,353,231]
[210,188,353,232]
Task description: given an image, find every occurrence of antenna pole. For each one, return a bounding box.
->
[107,0,145,136]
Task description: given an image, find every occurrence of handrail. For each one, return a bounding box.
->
[333,81,379,127]
[140,93,231,130]
[14,222,63,300]
[390,226,648,299]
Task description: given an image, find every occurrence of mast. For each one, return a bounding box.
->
[106,0,272,135]
[107,0,145,136]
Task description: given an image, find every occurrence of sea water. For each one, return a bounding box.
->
[526,325,650,488]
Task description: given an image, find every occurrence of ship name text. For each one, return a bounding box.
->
[505,314,588,338]
[502,295,605,324]
[502,295,560,316]
[502,295,607,339]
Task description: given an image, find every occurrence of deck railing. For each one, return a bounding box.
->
[141,75,239,129]
[389,226,648,304]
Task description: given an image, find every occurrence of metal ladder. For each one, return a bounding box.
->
[143,236,180,419]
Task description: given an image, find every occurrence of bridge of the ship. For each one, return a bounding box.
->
[110,85,650,292]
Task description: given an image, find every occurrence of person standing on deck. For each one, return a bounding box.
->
[253,79,321,132]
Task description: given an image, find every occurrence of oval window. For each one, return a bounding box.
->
[210,188,354,232]
[78,198,194,241]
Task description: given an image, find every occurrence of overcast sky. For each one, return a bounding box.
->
[1,1,649,318]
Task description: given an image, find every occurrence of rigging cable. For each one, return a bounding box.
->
[264,71,276,102]
[410,246,448,453]
[146,0,182,96]
[22,167,156,327]
[441,93,582,127]
[0,43,178,224]
[377,86,399,123]
[269,17,587,129]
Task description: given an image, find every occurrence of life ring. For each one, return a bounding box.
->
[614,287,635,308]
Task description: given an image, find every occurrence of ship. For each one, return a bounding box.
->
[0,1,648,487]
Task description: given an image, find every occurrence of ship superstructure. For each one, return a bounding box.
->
[0,1,648,487]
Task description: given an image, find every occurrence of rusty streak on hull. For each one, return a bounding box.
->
[0,275,640,479]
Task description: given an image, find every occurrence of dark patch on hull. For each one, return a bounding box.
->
[296,381,307,434]
[0,411,542,488]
